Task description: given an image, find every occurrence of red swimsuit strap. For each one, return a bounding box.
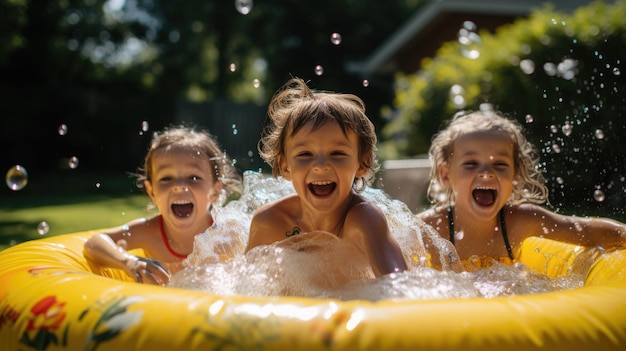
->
[158,215,215,260]
[159,215,188,259]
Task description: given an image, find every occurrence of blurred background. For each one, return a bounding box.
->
[2,0,625,247]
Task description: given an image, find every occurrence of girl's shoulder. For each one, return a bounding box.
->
[417,207,446,227]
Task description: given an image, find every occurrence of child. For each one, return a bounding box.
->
[245,77,408,279]
[84,125,243,285]
[418,109,626,270]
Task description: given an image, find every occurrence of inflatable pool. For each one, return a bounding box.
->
[1,231,625,351]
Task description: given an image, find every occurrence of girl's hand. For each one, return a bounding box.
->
[124,255,171,285]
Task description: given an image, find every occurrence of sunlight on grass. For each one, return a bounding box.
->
[0,195,156,250]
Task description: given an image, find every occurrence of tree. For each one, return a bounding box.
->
[380,0,626,218]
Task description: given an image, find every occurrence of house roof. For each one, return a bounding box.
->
[354,0,599,77]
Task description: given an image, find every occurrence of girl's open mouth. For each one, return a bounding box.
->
[172,201,194,217]
[472,188,496,206]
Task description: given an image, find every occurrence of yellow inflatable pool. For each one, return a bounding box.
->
[1,230,625,351]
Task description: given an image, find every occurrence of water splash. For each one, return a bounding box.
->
[169,172,587,301]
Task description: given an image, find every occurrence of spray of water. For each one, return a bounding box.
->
[168,172,587,301]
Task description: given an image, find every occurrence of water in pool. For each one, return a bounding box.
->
[168,172,590,301]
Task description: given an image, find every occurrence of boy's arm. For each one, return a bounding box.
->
[84,233,170,285]
[346,202,408,276]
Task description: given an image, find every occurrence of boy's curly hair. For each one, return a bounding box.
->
[258,77,379,192]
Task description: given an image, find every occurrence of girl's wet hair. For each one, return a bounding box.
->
[136,125,243,199]
[426,110,548,207]
[258,77,379,192]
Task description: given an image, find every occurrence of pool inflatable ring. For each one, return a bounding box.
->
[1,230,625,351]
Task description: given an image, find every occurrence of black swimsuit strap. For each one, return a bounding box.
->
[447,206,514,260]
[499,209,514,260]
[447,206,455,244]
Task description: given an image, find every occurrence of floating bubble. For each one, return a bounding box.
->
[557,58,578,80]
[543,62,557,76]
[556,177,564,184]
[253,79,260,88]
[37,221,50,235]
[330,32,342,45]
[6,165,28,191]
[520,59,535,74]
[234,0,253,15]
[462,20,477,32]
[68,156,79,169]
[229,63,237,72]
[550,125,558,134]
[593,189,605,202]
[562,123,573,136]
[594,129,605,140]
[314,65,324,76]
[452,95,466,109]
[479,103,494,112]
[141,120,149,133]
[454,230,464,241]
[58,124,68,136]
[449,84,464,96]
[362,79,369,87]
[458,23,481,60]
[613,67,621,76]
[525,114,534,123]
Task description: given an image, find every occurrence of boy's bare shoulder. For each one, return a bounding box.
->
[252,194,299,220]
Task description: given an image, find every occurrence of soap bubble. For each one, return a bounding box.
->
[6,165,28,191]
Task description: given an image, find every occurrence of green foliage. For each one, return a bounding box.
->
[1,0,423,176]
[381,0,626,218]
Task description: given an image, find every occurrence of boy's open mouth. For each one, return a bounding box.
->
[308,181,336,196]
[172,201,193,217]
[472,187,497,207]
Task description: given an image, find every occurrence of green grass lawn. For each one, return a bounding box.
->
[0,171,158,251]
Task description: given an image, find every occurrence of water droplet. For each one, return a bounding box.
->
[594,129,605,139]
[462,21,477,32]
[551,144,561,153]
[6,165,28,191]
[96,182,101,188]
[525,114,534,123]
[141,120,149,132]
[253,79,260,88]
[229,63,237,72]
[455,231,464,241]
[593,189,605,202]
[543,62,557,76]
[37,221,50,235]
[234,0,253,15]
[550,125,558,134]
[458,23,481,60]
[562,124,573,136]
[58,124,68,136]
[520,59,535,74]
[314,65,324,76]
[556,177,564,184]
[362,79,369,87]
[68,156,79,169]
[613,67,621,76]
[330,32,342,45]
[449,84,464,96]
